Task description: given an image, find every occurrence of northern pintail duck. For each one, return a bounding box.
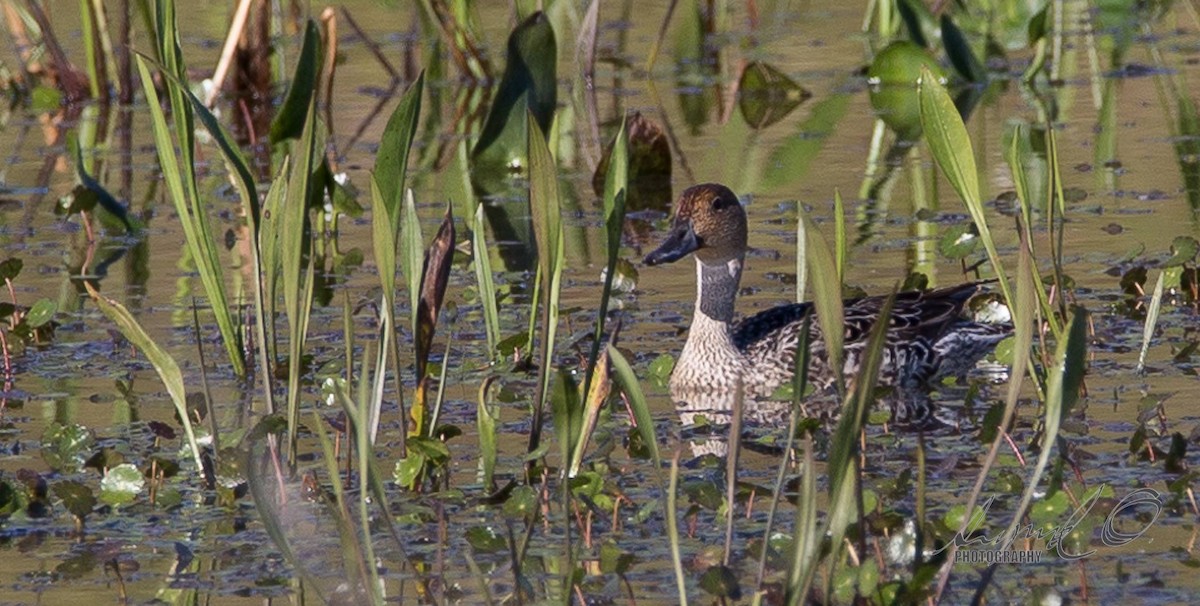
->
[644,183,1013,400]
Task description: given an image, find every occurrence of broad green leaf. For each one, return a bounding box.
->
[800,211,844,392]
[99,463,144,506]
[919,65,1011,300]
[40,423,95,474]
[270,20,321,143]
[375,71,424,233]
[25,298,56,328]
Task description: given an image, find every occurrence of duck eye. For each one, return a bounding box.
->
[712,198,727,210]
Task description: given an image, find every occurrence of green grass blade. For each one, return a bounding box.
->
[527,112,564,456]
[85,283,202,472]
[400,189,423,335]
[472,205,501,357]
[800,212,845,393]
[667,450,689,606]
[477,378,499,488]
[833,189,846,282]
[821,292,895,599]
[375,71,424,234]
[584,114,628,398]
[933,235,1038,600]
[1137,270,1165,375]
[607,344,661,478]
[281,91,323,462]
[795,204,807,302]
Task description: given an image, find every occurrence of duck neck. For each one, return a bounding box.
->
[694,254,744,325]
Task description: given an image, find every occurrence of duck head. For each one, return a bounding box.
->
[644,183,748,266]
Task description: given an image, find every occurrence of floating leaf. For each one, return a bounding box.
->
[53,481,96,522]
[502,484,538,519]
[1165,236,1199,268]
[465,525,507,553]
[99,463,145,506]
[600,541,636,575]
[25,298,57,328]
[938,223,980,259]
[699,565,741,600]
[0,258,22,281]
[40,423,95,474]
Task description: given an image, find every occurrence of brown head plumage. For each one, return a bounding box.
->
[644,183,748,265]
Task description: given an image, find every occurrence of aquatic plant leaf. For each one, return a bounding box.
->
[941,14,987,84]
[1137,271,1165,374]
[607,345,660,469]
[476,379,499,488]
[0,258,21,281]
[85,282,204,472]
[270,20,321,144]
[25,298,56,328]
[471,12,557,178]
[571,349,610,478]
[40,423,95,474]
[472,206,501,357]
[99,463,144,506]
[136,55,244,377]
[52,481,95,522]
[738,62,811,129]
[526,114,564,455]
[1001,308,1088,546]
[550,369,582,476]
[824,293,895,600]
[400,189,423,334]
[800,211,845,392]
[1166,236,1199,268]
[374,71,424,233]
[502,484,539,519]
[919,66,1011,296]
[412,204,456,437]
[600,541,635,575]
[700,565,741,600]
[582,113,628,404]
[937,223,980,259]
[465,525,507,553]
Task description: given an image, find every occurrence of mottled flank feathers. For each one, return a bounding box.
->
[732,283,1013,397]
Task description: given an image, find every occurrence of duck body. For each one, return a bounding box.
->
[646,183,1013,399]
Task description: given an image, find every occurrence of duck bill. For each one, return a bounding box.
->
[644,223,699,266]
